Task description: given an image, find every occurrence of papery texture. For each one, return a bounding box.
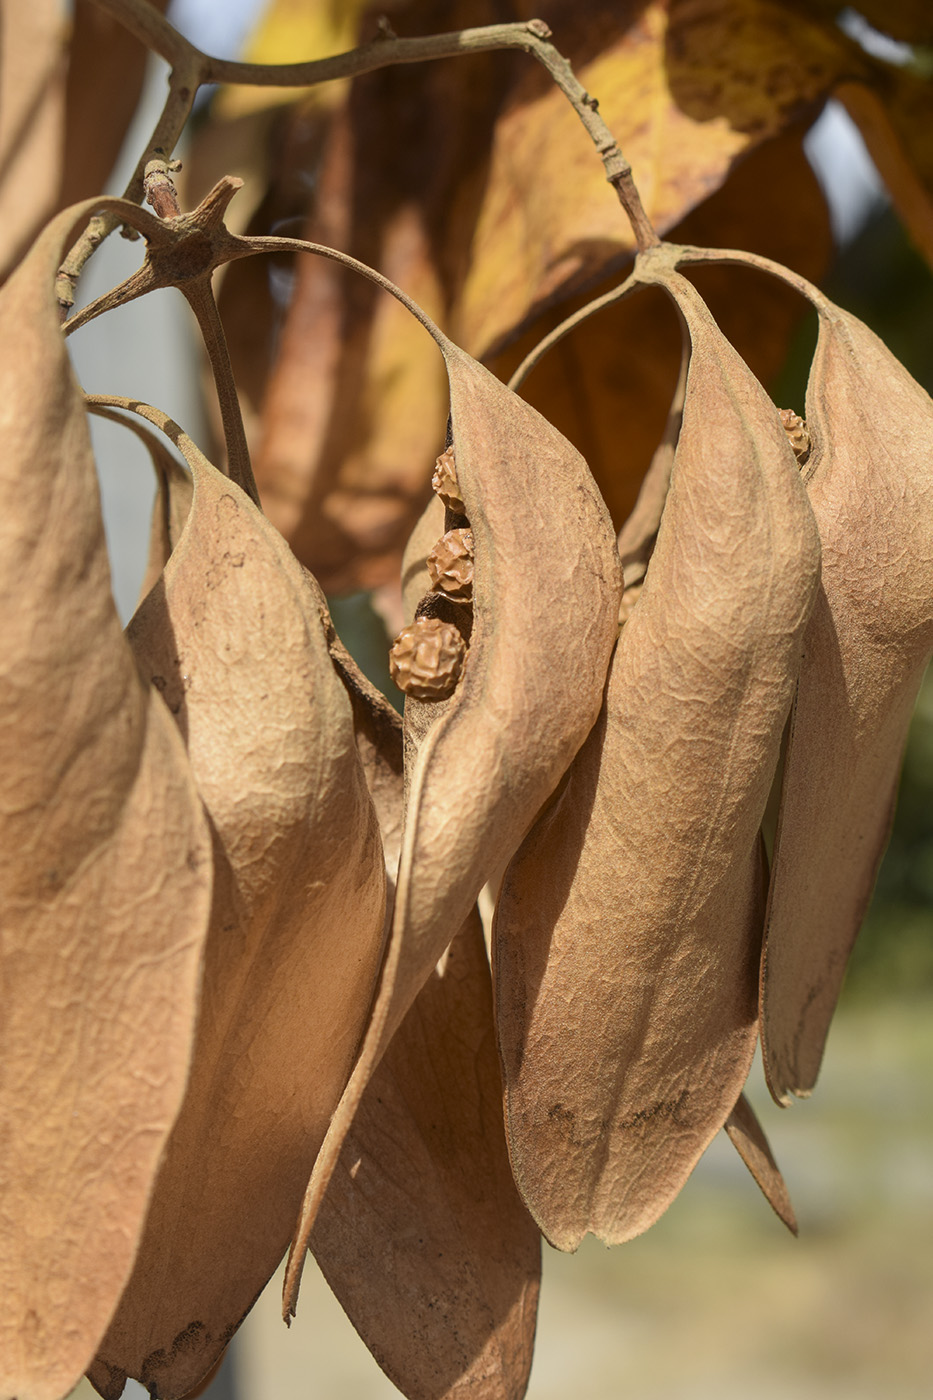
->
[494,268,820,1249]
[0,215,212,1400]
[313,911,540,1400]
[85,405,386,1400]
[761,306,933,1102]
[285,340,622,1309]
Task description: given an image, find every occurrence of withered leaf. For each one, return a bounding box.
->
[312,910,540,1400]
[724,1093,798,1235]
[760,302,933,1102]
[0,213,213,1400]
[284,328,623,1310]
[84,402,387,1400]
[836,73,933,274]
[493,266,820,1249]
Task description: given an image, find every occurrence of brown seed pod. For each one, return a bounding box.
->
[761,303,933,1104]
[426,527,475,599]
[0,207,213,1400]
[83,399,386,1400]
[494,267,820,1250]
[778,407,810,463]
[431,444,466,514]
[389,616,467,701]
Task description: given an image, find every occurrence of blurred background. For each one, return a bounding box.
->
[56,2,933,1396]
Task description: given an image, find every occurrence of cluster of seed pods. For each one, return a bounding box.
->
[2,177,933,1400]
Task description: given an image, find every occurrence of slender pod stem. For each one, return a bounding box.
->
[58,3,660,313]
[182,279,259,505]
[670,243,829,309]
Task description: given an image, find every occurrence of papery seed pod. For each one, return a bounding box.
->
[427,527,475,599]
[494,266,820,1250]
[761,302,933,1103]
[431,444,466,514]
[286,327,622,1318]
[0,209,213,1400]
[84,400,386,1400]
[778,407,810,463]
[389,616,467,701]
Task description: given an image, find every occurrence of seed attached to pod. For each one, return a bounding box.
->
[779,408,810,464]
[427,528,475,599]
[389,617,467,701]
[431,446,465,515]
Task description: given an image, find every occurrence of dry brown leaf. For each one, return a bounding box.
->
[0,211,213,1400]
[456,0,853,354]
[836,72,933,272]
[83,402,387,1400]
[724,1093,798,1235]
[312,910,541,1400]
[492,264,820,1250]
[402,492,448,625]
[284,330,623,1310]
[760,300,933,1102]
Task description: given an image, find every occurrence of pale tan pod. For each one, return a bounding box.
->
[82,402,387,1400]
[761,305,933,1102]
[312,910,540,1400]
[284,338,622,1313]
[493,267,820,1250]
[0,212,212,1400]
[314,609,540,1400]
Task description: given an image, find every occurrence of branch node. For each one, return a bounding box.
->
[527,18,552,39]
[144,155,183,220]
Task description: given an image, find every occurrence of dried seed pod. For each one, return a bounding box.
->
[389,615,467,700]
[761,303,933,1103]
[778,407,810,463]
[312,909,540,1400]
[285,328,622,1317]
[0,208,213,1400]
[427,526,475,599]
[432,444,466,514]
[494,267,820,1250]
[83,400,386,1400]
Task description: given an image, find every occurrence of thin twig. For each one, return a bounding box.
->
[182,280,259,506]
[60,2,659,313]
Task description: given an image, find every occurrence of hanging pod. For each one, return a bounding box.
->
[284,305,623,1315]
[756,293,933,1102]
[79,401,386,1400]
[312,621,541,1400]
[494,262,820,1249]
[0,210,213,1400]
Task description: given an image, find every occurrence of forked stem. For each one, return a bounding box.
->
[58,2,659,313]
